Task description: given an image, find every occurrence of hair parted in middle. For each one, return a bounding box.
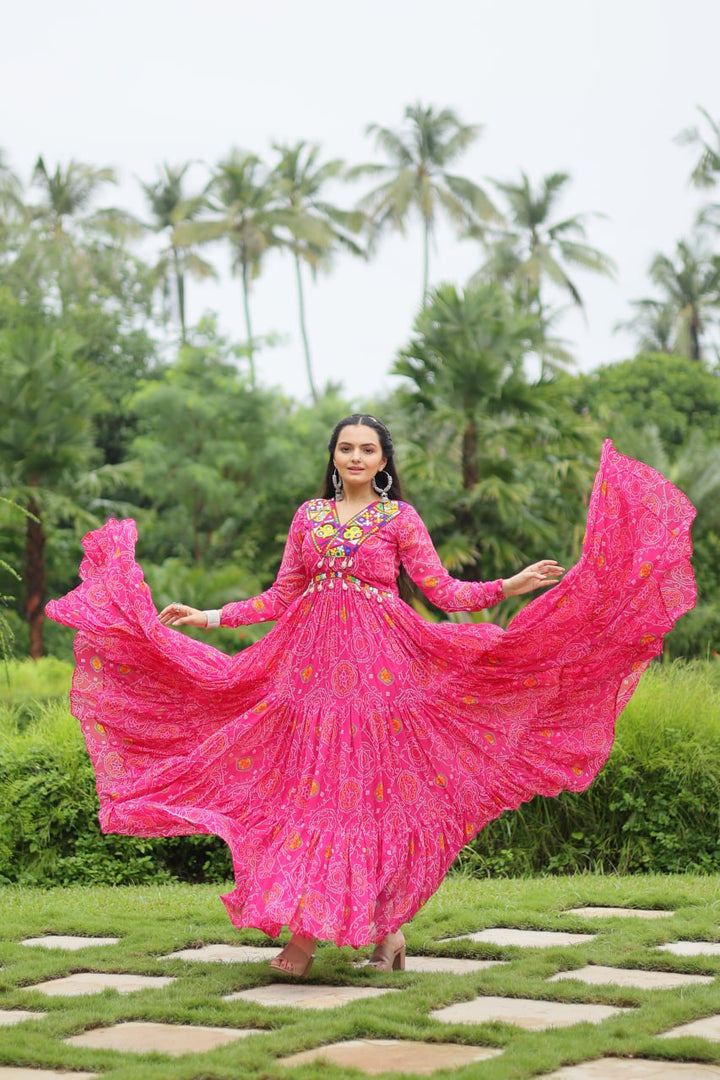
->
[321,413,404,501]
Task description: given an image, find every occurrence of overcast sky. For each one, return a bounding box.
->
[2,0,718,402]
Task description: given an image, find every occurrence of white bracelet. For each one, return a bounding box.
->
[203,609,221,628]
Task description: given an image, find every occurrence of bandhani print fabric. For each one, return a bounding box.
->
[46,440,696,947]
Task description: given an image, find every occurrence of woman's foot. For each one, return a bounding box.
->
[269,934,316,977]
[367,930,406,971]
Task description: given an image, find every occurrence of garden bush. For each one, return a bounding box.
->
[0,660,232,886]
[460,660,720,876]
[1,658,718,885]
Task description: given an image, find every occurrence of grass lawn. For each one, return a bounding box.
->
[1,874,719,1078]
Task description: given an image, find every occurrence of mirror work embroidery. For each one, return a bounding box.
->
[306,498,403,557]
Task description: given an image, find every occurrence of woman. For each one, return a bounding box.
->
[47,414,696,978]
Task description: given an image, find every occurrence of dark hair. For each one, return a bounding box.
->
[321,414,404,500]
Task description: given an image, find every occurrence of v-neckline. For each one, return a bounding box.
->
[332,499,381,529]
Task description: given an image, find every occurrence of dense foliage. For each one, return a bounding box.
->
[1,659,718,885]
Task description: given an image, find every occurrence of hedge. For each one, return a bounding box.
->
[1,658,719,885]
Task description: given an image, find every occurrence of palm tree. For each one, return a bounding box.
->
[474,173,615,361]
[351,103,498,305]
[178,150,294,386]
[614,298,676,355]
[676,106,720,189]
[395,281,540,490]
[472,172,615,379]
[0,152,25,280]
[29,157,138,313]
[393,283,596,582]
[140,162,217,343]
[0,150,22,220]
[641,239,720,361]
[271,141,364,402]
[32,156,117,224]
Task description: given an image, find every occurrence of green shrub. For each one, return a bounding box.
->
[0,666,232,886]
[1,659,719,884]
[459,660,720,876]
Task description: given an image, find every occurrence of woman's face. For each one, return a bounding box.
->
[333,424,387,493]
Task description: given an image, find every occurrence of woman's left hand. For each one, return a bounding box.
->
[502,560,564,598]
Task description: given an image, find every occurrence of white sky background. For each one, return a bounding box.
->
[2,0,718,403]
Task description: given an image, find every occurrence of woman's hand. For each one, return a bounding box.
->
[158,603,208,628]
[502,560,564,598]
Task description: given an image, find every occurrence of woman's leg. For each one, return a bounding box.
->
[269,933,317,976]
[368,929,406,971]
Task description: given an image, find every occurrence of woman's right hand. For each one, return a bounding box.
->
[158,603,208,628]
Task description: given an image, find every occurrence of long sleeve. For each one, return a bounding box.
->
[221,505,308,627]
[396,504,505,612]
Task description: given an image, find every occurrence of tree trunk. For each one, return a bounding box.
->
[461,417,478,490]
[691,309,701,361]
[241,259,256,387]
[172,245,186,344]
[422,216,430,307]
[295,254,318,403]
[25,484,45,660]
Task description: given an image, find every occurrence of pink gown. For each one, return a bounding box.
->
[46,441,696,947]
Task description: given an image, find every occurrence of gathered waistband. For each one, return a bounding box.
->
[303,571,395,602]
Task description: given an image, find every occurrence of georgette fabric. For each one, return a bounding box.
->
[46,441,696,946]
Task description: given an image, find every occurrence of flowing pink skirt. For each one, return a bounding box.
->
[47,442,696,945]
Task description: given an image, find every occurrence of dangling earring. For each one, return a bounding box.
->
[372,469,392,503]
[332,468,344,501]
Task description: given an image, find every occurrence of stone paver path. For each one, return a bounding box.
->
[543,1061,720,1079]
[567,907,675,919]
[29,972,176,996]
[657,941,720,957]
[281,1038,502,1074]
[21,935,120,950]
[65,1021,261,1056]
[430,995,629,1030]
[224,984,400,1009]
[443,928,595,948]
[161,944,507,975]
[0,1071,99,1079]
[0,1010,46,1026]
[354,956,506,974]
[399,956,505,974]
[161,944,278,963]
[548,965,715,990]
[660,1014,720,1041]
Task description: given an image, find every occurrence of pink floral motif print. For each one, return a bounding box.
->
[46,440,696,946]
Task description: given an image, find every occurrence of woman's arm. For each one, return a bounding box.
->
[158,505,309,629]
[396,504,562,611]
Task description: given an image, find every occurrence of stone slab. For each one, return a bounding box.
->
[65,1021,260,1056]
[0,1010,46,1026]
[658,941,720,957]
[225,984,399,1010]
[660,1014,720,1042]
[21,935,120,950]
[366,957,506,974]
[0,1071,99,1079]
[431,995,628,1030]
[161,944,278,963]
[549,965,715,990]
[29,972,176,996]
[443,928,595,948]
[281,1038,502,1074]
[543,1061,720,1079]
[567,907,675,920]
